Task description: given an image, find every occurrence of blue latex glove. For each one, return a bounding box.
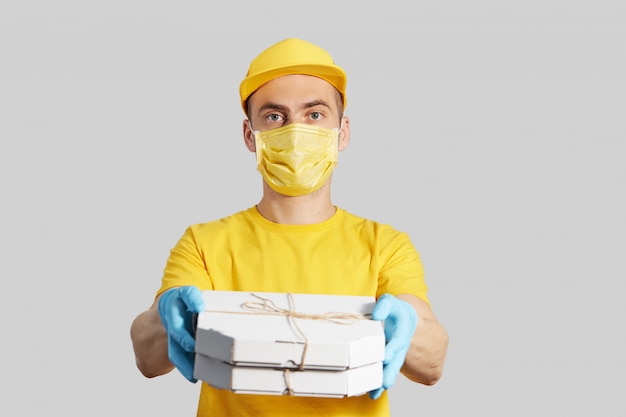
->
[157,286,206,382]
[369,293,418,400]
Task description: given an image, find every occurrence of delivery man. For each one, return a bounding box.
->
[130,37,449,417]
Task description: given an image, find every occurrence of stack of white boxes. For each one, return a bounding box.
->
[193,290,385,397]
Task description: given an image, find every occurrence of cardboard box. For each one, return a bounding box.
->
[194,291,385,370]
[194,353,382,398]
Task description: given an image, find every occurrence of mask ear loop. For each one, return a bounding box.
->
[248,120,263,163]
[247,120,259,136]
[245,120,259,158]
[336,119,345,146]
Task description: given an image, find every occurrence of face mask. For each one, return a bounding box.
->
[252,123,340,196]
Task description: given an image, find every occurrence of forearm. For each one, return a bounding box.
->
[130,301,174,378]
[397,294,449,385]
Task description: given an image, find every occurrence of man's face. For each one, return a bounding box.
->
[247,74,343,132]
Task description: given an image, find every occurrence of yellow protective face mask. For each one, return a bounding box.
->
[253,123,339,196]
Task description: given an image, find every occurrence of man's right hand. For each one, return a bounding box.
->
[157,286,206,382]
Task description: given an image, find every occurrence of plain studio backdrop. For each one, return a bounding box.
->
[1,1,624,416]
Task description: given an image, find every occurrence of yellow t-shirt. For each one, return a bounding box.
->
[157,206,430,417]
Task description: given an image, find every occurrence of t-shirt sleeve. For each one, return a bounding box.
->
[377,229,430,306]
[155,225,213,298]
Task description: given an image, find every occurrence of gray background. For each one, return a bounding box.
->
[1,1,624,416]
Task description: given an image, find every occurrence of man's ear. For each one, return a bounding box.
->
[338,116,351,151]
[242,119,256,152]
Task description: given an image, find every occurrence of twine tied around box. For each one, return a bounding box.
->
[203,292,372,395]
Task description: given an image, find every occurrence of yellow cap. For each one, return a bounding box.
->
[239,38,347,115]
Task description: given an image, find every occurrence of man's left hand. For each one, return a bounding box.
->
[369,293,418,400]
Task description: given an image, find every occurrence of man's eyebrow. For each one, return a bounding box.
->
[256,102,289,115]
[257,100,331,114]
[303,100,331,110]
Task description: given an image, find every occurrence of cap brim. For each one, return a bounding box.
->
[240,63,347,113]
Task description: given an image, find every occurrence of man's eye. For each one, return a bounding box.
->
[310,112,322,120]
[267,114,282,122]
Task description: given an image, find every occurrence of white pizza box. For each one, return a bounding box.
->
[194,290,385,370]
[194,353,382,398]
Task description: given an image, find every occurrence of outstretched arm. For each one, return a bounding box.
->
[370,293,449,399]
[130,286,206,381]
[396,293,449,385]
[130,296,174,378]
